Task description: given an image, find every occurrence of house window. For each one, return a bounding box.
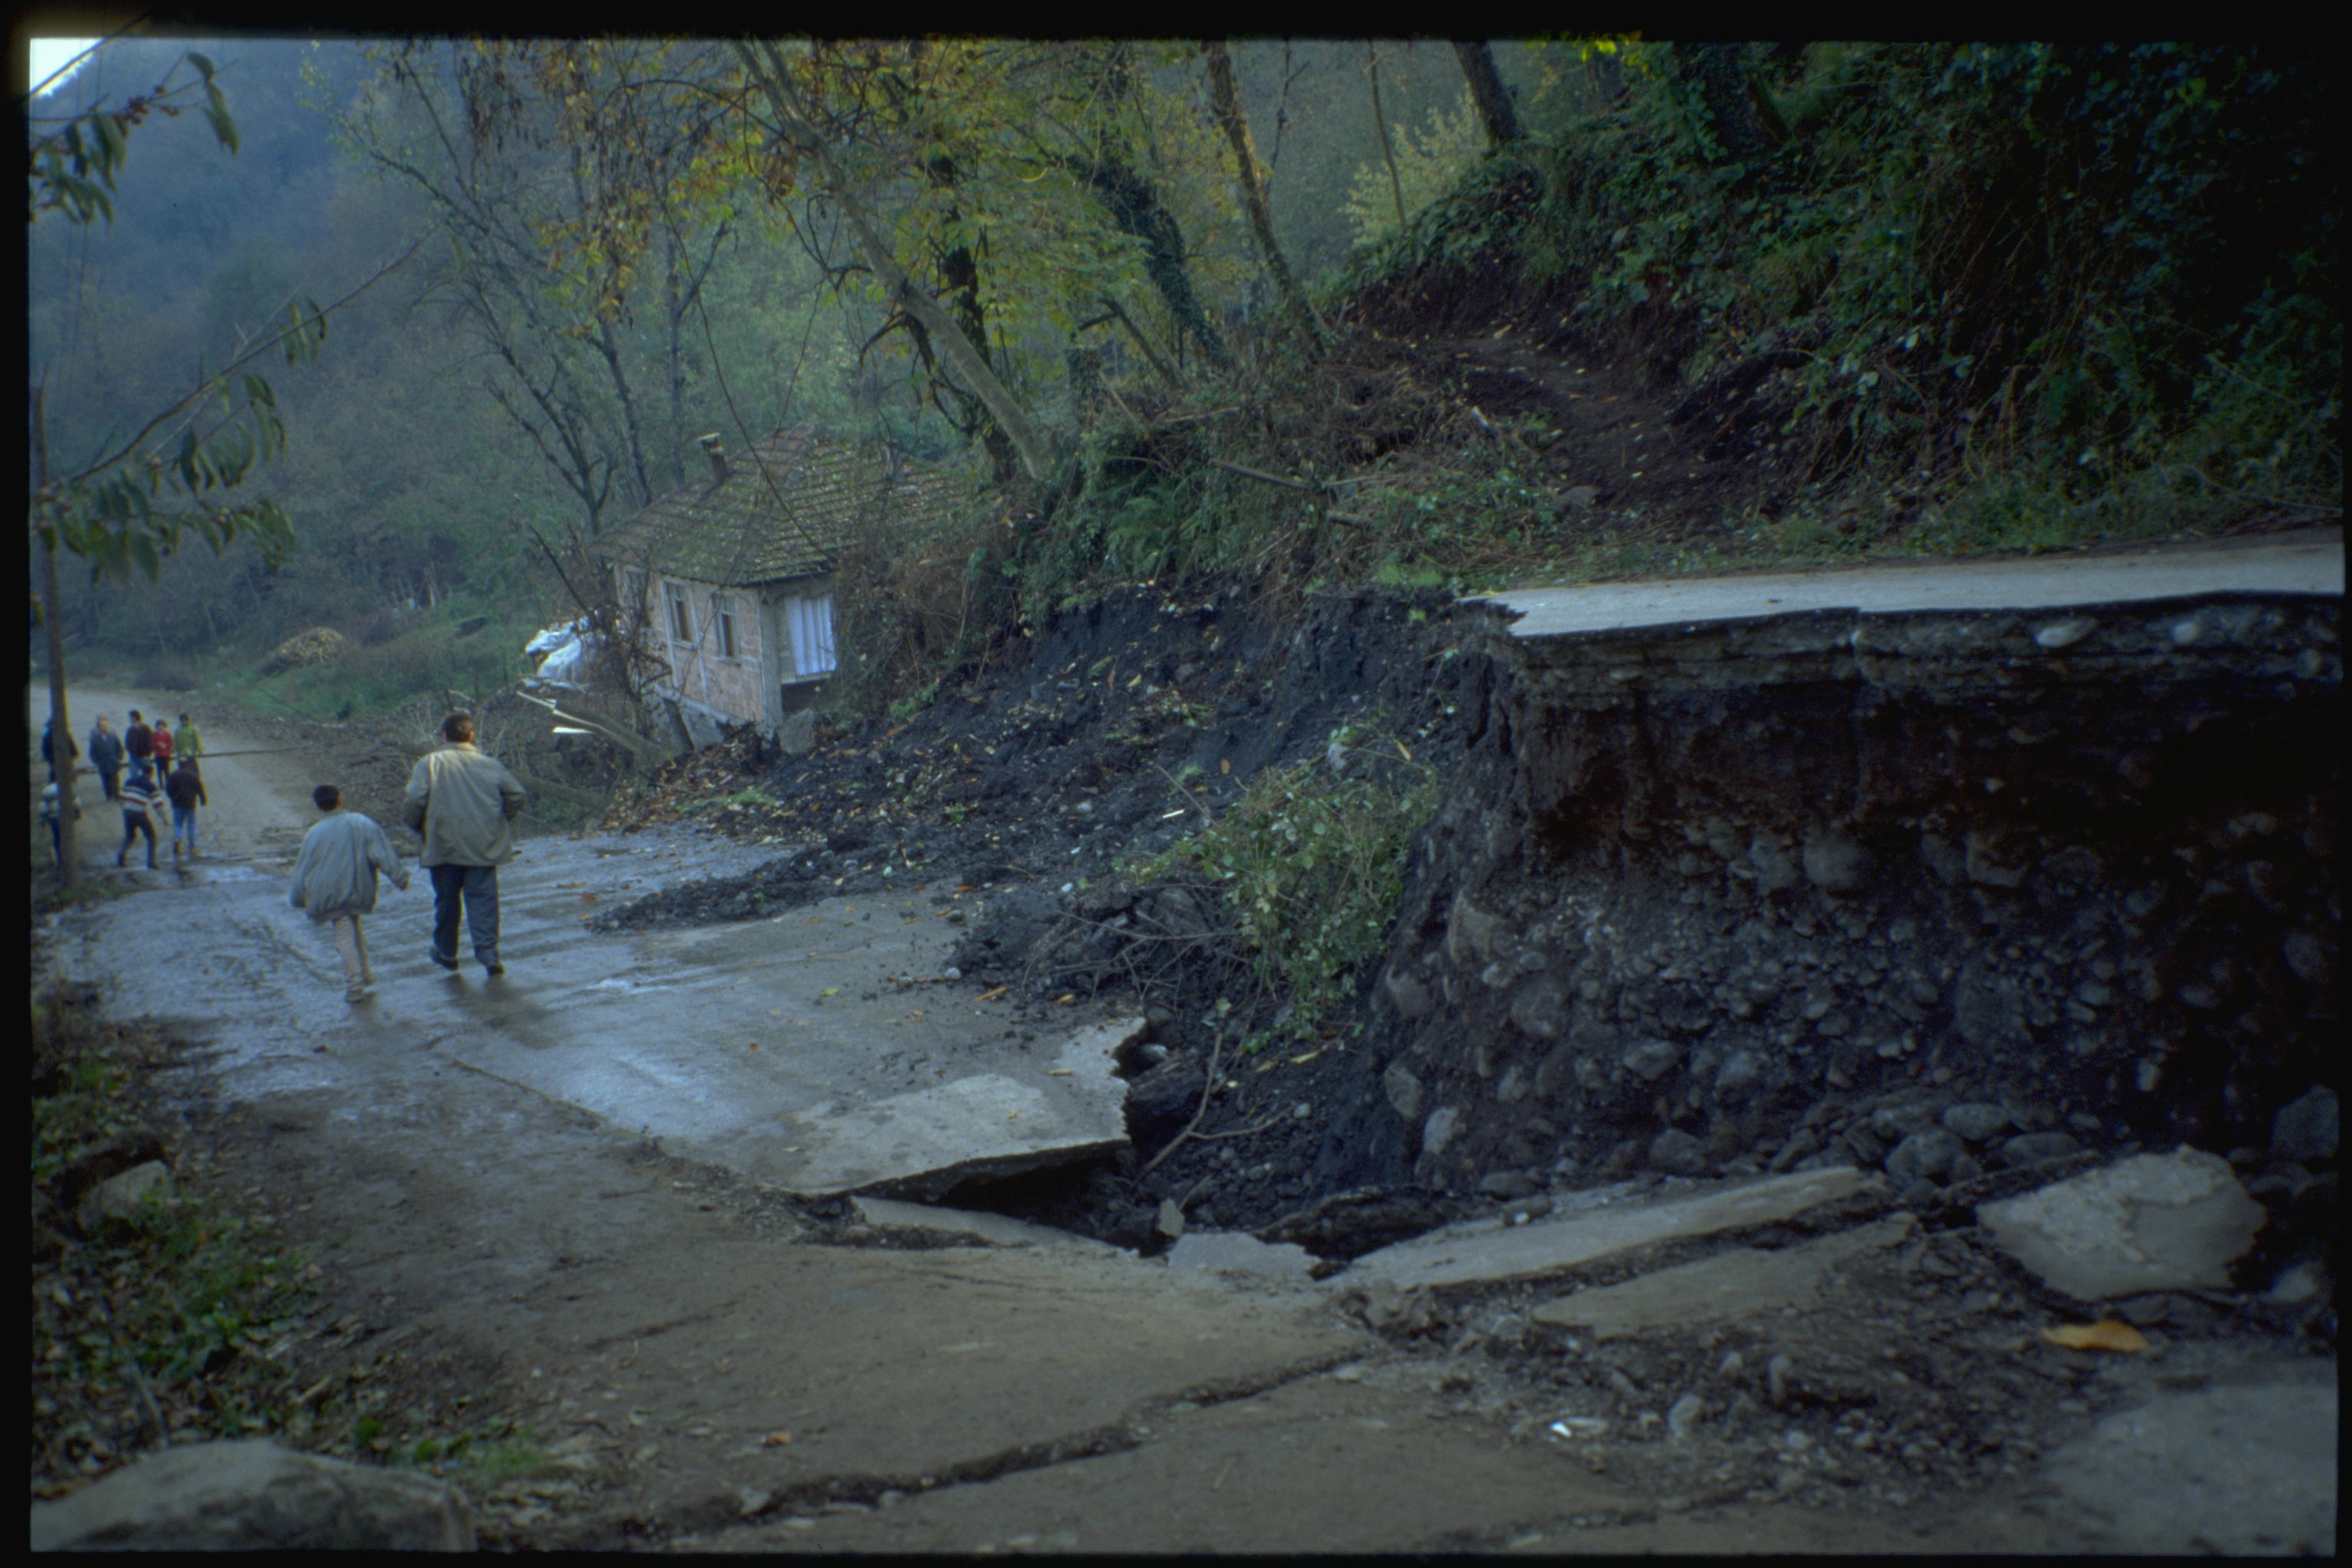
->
[715,595,740,659]
[786,593,837,676]
[667,583,694,643]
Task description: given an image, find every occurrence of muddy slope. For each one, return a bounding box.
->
[1359,593,2341,1273]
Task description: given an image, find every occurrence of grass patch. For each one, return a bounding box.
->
[244,603,546,724]
[31,987,321,1491]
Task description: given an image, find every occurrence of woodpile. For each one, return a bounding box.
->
[257,627,347,676]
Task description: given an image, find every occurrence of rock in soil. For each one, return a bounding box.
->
[28,1439,474,1551]
[1978,1147,2268,1299]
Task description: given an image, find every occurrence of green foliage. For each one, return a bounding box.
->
[250,603,537,722]
[1341,91,1489,251]
[1356,41,2339,542]
[31,1005,313,1447]
[887,680,942,724]
[26,51,239,225]
[1131,726,1439,1043]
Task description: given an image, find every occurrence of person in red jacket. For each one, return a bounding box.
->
[151,718,176,777]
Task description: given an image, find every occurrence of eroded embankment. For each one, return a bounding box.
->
[1353,590,2340,1266]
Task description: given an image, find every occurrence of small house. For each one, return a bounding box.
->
[592,427,959,743]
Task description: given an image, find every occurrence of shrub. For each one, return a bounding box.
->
[1131,726,1441,1045]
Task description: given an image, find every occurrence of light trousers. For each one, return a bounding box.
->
[331,916,374,998]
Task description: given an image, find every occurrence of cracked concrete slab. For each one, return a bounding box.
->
[580,1245,1356,1488]
[1480,531,2343,640]
[1338,1167,1877,1292]
[66,828,1140,1200]
[693,1372,1634,1554]
[1532,1213,1916,1339]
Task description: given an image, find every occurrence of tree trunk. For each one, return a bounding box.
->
[1074,154,1231,373]
[34,389,76,888]
[1451,41,1520,145]
[737,42,1050,481]
[663,228,688,489]
[1673,42,1775,165]
[593,318,653,508]
[923,152,1021,481]
[1589,50,1626,107]
[1201,41,1326,348]
[1366,44,1408,232]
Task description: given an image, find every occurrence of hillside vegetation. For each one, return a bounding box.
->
[29,40,2338,727]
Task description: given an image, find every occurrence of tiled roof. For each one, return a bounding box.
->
[591,427,963,586]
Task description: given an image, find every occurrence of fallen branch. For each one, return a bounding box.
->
[1206,458,1375,530]
[1137,1031,1224,1182]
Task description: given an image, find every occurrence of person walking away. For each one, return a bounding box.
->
[176,712,205,782]
[88,717,123,802]
[165,756,209,862]
[402,711,526,976]
[289,784,409,1003]
[124,710,153,776]
[41,779,80,866]
[151,719,175,779]
[118,760,163,870]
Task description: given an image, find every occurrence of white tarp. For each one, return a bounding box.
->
[524,618,590,657]
[534,635,600,688]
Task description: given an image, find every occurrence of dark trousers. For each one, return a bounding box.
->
[119,811,157,867]
[100,768,120,802]
[429,864,501,963]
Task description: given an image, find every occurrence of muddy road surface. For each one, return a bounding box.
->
[31,678,2336,1552]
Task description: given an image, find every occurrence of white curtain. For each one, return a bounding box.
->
[786,594,837,676]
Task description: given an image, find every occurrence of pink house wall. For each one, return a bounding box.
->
[648,573,772,728]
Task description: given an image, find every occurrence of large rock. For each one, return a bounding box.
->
[1381,1063,1424,1124]
[1978,1147,2267,1300]
[28,1439,474,1550]
[1884,1128,1962,1184]
[776,707,818,758]
[76,1160,172,1234]
[1648,1129,1709,1177]
[2271,1087,2339,1165]
[1939,1102,2012,1143]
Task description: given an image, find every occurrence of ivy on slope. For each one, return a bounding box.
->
[1351,42,2341,541]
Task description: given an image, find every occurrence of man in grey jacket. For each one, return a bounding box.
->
[87,717,124,802]
[290,785,410,1002]
[402,711,527,976]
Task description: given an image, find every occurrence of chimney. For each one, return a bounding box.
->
[698,433,728,485]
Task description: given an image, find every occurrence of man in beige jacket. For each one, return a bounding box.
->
[402,711,527,976]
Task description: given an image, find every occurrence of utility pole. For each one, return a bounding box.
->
[34,386,77,889]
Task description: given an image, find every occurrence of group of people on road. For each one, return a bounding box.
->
[41,707,208,869]
[44,702,524,1006]
[291,710,525,1003]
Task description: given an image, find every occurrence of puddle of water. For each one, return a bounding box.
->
[588,975,678,995]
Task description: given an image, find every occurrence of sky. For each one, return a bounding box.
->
[30,36,100,96]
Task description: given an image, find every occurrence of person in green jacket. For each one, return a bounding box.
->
[401,711,526,977]
[175,712,205,779]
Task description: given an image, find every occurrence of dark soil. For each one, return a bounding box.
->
[590,582,1492,1243]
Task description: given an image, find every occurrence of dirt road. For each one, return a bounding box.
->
[30,681,2337,1553]
[38,687,317,875]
